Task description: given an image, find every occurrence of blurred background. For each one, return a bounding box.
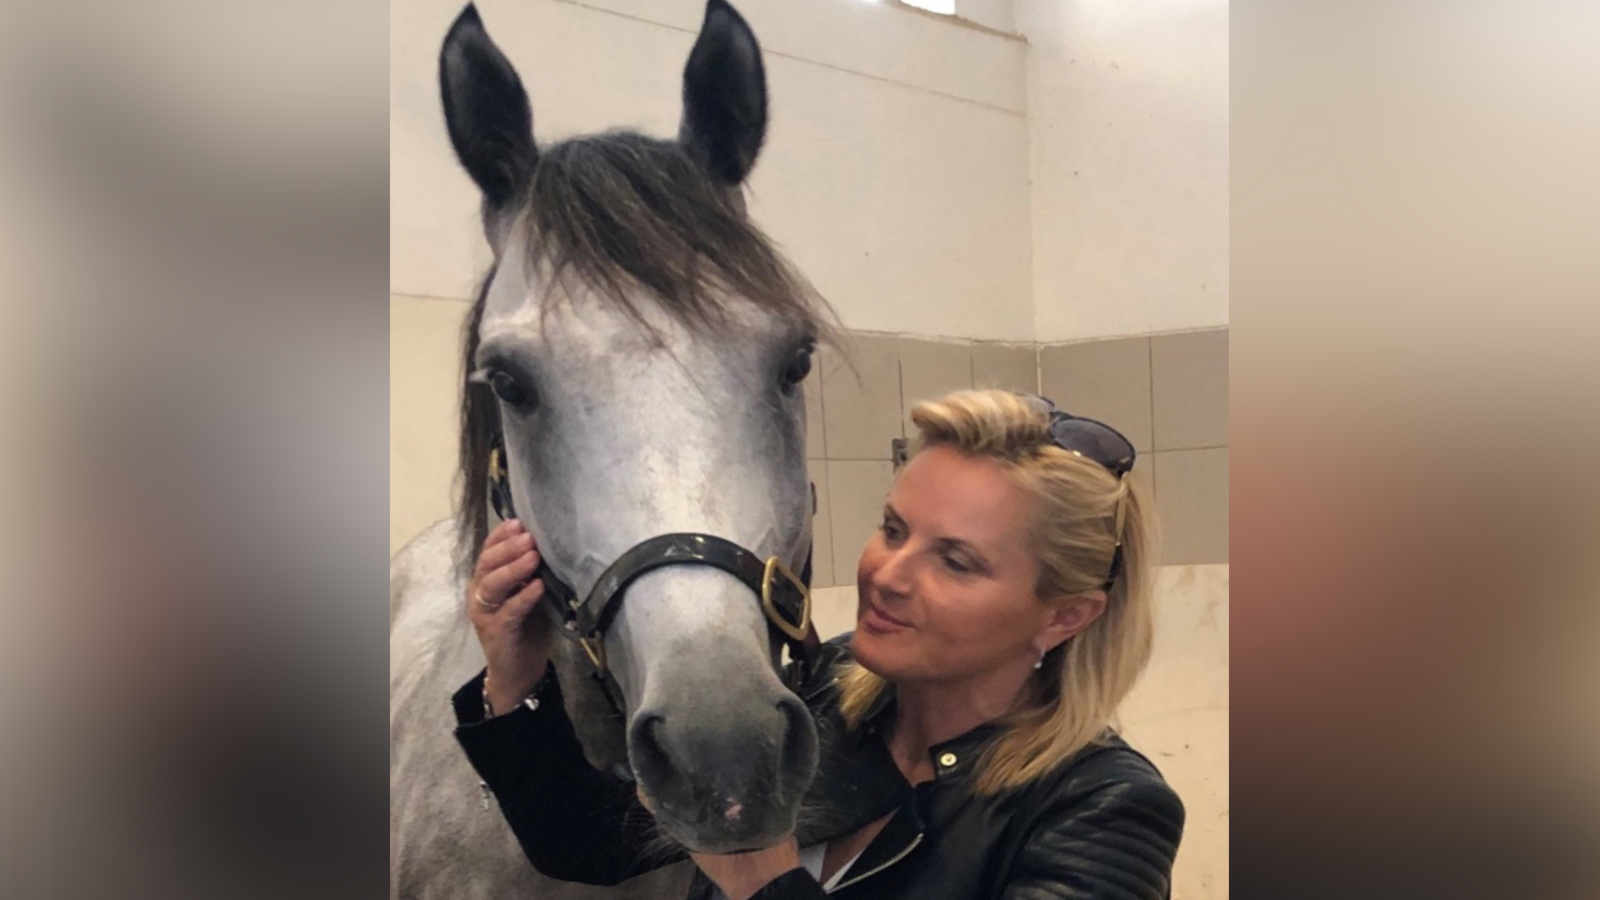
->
[0,0,1595,898]
[0,1,388,898]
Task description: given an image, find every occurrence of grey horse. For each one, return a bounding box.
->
[391,2,835,897]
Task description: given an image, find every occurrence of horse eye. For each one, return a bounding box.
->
[489,370,533,407]
[780,344,814,392]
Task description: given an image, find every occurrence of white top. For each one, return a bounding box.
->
[707,842,864,898]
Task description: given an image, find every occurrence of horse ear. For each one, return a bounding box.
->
[679,0,768,186]
[439,4,536,214]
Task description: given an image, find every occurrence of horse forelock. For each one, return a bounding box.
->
[522,131,831,341]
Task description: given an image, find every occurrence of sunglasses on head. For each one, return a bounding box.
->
[1026,395,1135,588]
[1026,396,1137,479]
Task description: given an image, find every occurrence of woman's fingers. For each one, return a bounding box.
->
[475,528,535,579]
[477,547,542,606]
[475,519,524,564]
[469,521,548,617]
[479,518,524,556]
[500,576,546,617]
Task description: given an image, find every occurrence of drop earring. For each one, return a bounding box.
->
[1033,651,1045,670]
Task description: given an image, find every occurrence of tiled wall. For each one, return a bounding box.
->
[807,327,1229,589]
[1040,330,1230,566]
[806,334,1038,588]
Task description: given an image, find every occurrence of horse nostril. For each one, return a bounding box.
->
[629,712,670,782]
[776,693,818,789]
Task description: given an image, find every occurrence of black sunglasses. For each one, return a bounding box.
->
[1027,396,1137,479]
[1027,395,1135,587]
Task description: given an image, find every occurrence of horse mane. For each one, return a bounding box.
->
[454,131,836,571]
[455,270,500,573]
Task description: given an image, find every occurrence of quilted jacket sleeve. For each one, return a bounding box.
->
[1001,773,1185,900]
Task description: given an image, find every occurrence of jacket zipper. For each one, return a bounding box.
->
[828,832,924,892]
[800,671,838,704]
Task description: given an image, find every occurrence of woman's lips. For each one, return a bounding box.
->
[861,603,912,633]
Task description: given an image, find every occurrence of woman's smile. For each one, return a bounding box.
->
[860,600,913,634]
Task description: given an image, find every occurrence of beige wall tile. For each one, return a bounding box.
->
[391,294,471,555]
[1152,329,1229,451]
[826,460,895,586]
[1144,453,1159,557]
[809,585,860,645]
[1121,563,1230,900]
[897,338,974,433]
[1153,448,1229,565]
[972,341,1038,394]
[1120,700,1229,900]
[803,362,826,460]
[821,335,903,460]
[1038,337,1154,452]
[1123,565,1230,726]
[1130,453,1156,518]
[807,460,836,589]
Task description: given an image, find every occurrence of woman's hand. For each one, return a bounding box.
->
[467,519,554,715]
[688,839,804,900]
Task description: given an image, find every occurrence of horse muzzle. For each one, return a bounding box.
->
[628,683,818,851]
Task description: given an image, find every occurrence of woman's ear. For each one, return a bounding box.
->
[1037,590,1108,653]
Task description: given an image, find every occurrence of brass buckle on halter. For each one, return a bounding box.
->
[489,446,506,482]
[487,445,515,521]
[579,636,607,674]
[761,556,811,642]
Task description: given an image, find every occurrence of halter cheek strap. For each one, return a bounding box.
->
[488,445,821,717]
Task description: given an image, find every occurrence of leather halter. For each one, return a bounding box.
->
[489,445,821,717]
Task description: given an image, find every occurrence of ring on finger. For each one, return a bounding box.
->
[474,589,502,610]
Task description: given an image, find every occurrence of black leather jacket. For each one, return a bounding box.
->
[453,637,1184,899]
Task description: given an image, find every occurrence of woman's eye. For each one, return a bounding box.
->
[942,555,972,574]
[780,343,815,393]
[880,520,903,543]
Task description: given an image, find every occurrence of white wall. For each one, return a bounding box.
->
[1017,0,1229,341]
[391,0,1035,341]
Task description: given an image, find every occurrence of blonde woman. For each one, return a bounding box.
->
[456,390,1184,899]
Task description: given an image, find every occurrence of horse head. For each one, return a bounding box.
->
[440,0,827,854]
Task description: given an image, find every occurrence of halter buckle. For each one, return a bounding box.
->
[761,556,811,642]
[487,446,514,521]
[489,446,506,483]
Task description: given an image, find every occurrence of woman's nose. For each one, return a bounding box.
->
[871,545,916,595]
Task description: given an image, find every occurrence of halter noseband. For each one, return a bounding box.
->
[489,446,820,717]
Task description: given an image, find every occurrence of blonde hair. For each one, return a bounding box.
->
[837,389,1156,795]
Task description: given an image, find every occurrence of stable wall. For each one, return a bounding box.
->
[1017,0,1230,341]
[391,0,1035,340]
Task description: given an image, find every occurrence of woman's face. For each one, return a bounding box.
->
[851,445,1063,686]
